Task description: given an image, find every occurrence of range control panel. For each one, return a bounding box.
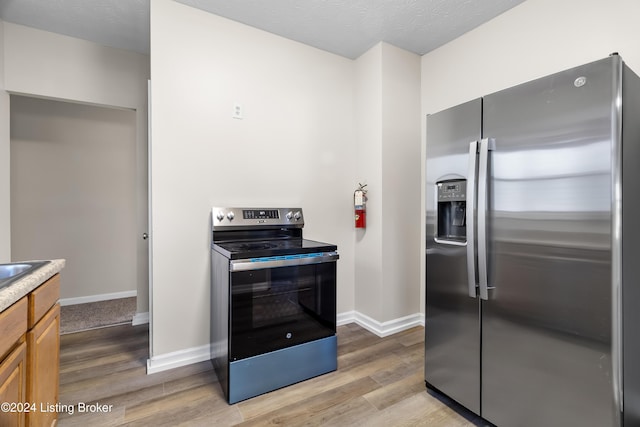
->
[212,207,304,229]
[243,209,280,220]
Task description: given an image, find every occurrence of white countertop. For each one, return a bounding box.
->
[0,259,66,312]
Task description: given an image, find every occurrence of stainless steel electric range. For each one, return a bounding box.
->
[210,207,339,404]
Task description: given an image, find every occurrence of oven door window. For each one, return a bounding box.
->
[230,262,336,361]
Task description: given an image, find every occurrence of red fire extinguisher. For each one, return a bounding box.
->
[354,183,367,229]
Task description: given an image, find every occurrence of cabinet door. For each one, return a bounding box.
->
[0,340,27,427]
[26,304,60,427]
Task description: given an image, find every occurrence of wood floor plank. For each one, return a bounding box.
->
[289,396,376,427]
[57,323,480,427]
[364,370,428,411]
[57,405,126,427]
[358,392,478,427]
[123,383,219,423]
[59,324,148,352]
[59,368,220,425]
[162,369,220,395]
[341,352,407,382]
[59,347,149,384]
[236,369,357,420]
[337,327,382,355]
[369,357,419,387]
[394,327,425,347]
[338,338,404,370]
[60,361,212,405]
[234,376,381,427]
[60,338,146,367]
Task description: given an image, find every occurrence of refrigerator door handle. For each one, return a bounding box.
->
[478,138,495,300]
[466,141,478,298]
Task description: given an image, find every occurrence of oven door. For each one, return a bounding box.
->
[229,252,338,361]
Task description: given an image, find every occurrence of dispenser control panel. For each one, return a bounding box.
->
[437,181,466,202]
[436,179,467,244]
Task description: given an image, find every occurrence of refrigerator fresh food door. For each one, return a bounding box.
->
[425,98,481,415]
[621,61,640,427]
[481,57,617,427]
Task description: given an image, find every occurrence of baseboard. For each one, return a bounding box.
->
[146,344,211,375]
[146,311,424,374]
[336,310,356,326]
[337,310,424,338]
[59,290,137,306]
[132,311,149,326]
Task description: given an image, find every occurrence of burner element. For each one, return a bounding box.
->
[237,242,278,251]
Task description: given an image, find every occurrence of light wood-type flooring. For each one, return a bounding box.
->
[57,323,487,426]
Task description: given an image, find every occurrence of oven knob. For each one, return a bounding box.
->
[293,211,301,221]
[286,211,293,220]
[227,211,235,221]
[216,211,225,221]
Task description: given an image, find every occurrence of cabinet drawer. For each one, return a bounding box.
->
[0,297,28,361]
[28,274,60,329]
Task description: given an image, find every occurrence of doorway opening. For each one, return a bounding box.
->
[10,95,141,333]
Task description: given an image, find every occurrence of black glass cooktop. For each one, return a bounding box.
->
[213,239,337,259]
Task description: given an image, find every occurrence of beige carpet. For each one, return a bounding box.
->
[60,297,137,334]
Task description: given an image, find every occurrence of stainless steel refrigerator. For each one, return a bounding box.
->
[425,55,640,427]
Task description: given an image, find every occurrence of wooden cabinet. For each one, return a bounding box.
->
[28,275,60,329]
[0,298,28,362]
[26,303,60,427]
[0,274,60,427]
[0,341,27,427]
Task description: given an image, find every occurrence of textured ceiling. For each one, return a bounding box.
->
[0,0,526,58]
[176,0,527,59]
[0,0,150,54]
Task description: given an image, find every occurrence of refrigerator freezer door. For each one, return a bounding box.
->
[425,98,481,415]
[481,57,617,427]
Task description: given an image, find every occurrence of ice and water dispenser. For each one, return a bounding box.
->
[436,180,467,244]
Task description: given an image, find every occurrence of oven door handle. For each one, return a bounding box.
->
[230,252,339,272]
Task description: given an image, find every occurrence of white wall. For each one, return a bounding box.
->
[150,0,356,357]
[10,96,137,300]
[4,23,146,110]
[420,0,640,312]
[381,44,421,322]
[354,43,422,325]
[1,23,150,314]
[0,20,10,262]
[354,44,384,320]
